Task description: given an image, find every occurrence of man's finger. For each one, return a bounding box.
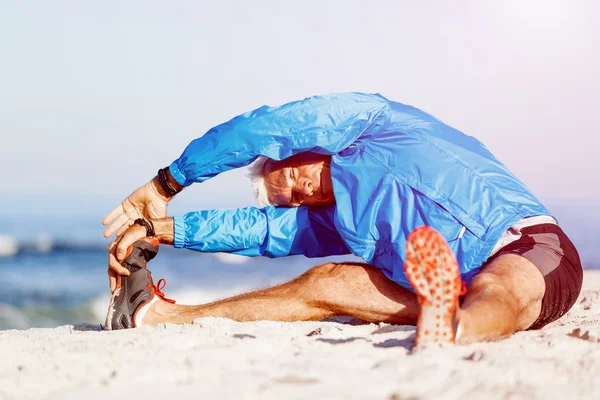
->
[108,268,118,293]
[109,251,130,276]
[102,204,124,226]
[116,232,136,260]
[103,214,130,238]
[115,219,135,238]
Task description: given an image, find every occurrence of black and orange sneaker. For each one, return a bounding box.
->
[104,237,174,331]
[405,226,466,348]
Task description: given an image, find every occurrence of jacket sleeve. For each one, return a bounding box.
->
[169,92,390,186]
[172,205,350,258]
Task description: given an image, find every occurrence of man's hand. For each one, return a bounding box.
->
[102,176,171,238]
[107,218,175,293]
[107,223,147,292]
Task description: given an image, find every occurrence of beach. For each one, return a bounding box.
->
[1,271,599,400]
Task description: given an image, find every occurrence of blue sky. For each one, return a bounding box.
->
[1,0,598,215]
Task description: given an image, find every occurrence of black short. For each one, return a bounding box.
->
[486,223,583,329]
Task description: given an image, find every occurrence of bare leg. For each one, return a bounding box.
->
[458,253,545,342]
[142,262,419,326]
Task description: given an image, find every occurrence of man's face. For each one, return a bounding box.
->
[263,153,335,207]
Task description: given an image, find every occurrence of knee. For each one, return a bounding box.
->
[301,263,344,285]
[468,266,543,322]
[294,263,348,300]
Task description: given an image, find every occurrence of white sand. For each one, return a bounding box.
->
[2,272,600,400]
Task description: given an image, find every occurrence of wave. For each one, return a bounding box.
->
[0,300,101,331]
[0,236,19,257]
[0,235,254,264]
[0,234,106,257]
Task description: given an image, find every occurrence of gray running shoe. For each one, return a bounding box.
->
[104,237,174,330]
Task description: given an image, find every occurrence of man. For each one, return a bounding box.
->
[103,92,582,346]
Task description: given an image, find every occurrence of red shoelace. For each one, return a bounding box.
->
[147,277,176,304]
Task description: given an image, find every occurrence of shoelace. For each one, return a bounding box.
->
[147,278,176,304]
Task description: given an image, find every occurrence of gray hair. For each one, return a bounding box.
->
[247,157,272,207]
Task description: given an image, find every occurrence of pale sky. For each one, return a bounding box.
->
[1,0,598,213]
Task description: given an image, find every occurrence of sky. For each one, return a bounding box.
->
[0,0,598,216]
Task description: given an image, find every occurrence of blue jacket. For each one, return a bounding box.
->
[169,93,551,290]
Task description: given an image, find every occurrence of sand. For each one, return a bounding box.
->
[2,272,600,400]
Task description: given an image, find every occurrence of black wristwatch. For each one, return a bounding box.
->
[134,218,155,237]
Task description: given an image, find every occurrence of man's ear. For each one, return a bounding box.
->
[303,178,314,195]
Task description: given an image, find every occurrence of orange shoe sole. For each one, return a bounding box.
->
[405,226,462,347]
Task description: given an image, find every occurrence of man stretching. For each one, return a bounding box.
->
[102,93,582,346]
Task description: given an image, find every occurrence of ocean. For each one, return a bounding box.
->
[1,203,598,330]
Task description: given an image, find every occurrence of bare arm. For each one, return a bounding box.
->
[150,217,175,246]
